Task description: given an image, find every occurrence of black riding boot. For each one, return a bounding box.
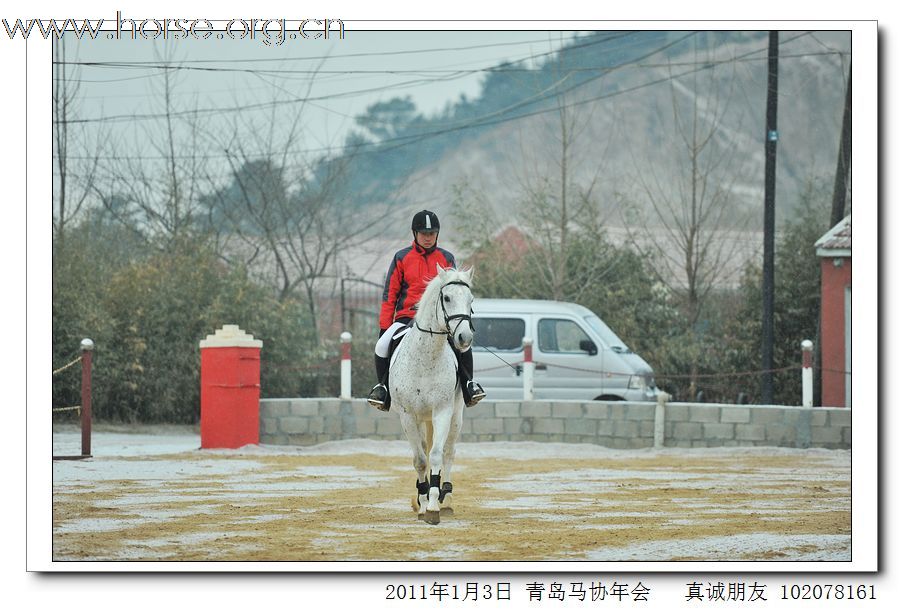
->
[457,348,486,407]
[367,354,391,411]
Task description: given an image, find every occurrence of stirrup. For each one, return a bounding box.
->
[464,381,486,407]
[367,383,390,412]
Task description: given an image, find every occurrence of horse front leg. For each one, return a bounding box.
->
[440,404,463,516]
[424,408,453,525]
[400,412,428,518]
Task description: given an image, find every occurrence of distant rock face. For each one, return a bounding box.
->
[385,31,851,232]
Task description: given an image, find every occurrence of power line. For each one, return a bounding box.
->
[58,49,850,78]
[56,32,698,168]
[60,33,603,66]
[55,37,831,129]
[326,31,818,162]
[56,31,827,168]
[55,31,638,84]
[55,32,640,123]
[60,31,696,139]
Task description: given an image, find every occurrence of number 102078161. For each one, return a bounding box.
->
[781,584,876,600]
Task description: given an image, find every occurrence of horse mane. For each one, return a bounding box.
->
[414,267,471,327]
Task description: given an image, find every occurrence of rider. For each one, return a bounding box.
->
[366,210,486,411]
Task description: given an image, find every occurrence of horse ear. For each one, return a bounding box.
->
[436,263,446,276]
[464,267,474,283]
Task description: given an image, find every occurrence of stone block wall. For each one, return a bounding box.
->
[259,399,852,450]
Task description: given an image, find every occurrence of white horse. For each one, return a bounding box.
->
[389,265,475,525]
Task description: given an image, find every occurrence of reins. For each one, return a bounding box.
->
[473,342,522,373]
[415,280,474,339]
[413,278,523,375]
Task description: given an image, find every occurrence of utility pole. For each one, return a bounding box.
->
[831,62,852,226]
[761,31,779,405]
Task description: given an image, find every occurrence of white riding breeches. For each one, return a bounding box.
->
[375,322,410,358]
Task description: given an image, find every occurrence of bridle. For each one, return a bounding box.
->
[415,280,475,340]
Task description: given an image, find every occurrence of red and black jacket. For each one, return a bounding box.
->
[379,241,456,329]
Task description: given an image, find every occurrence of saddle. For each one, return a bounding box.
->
[388,323,460,374]
[388,323,412,358]
[382,323,462,412]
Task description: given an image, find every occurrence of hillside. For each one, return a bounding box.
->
[341,30,852,239]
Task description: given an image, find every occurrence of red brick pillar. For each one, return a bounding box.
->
[200,325,262,449]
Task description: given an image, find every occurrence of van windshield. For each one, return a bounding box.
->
[473,317,526,351]
[583,315,631,353]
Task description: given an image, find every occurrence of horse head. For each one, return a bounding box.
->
[422,264,475,352]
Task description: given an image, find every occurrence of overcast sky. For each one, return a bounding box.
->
[59,30,581,154]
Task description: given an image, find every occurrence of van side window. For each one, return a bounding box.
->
[538,319,592,353]
[473,318,525,351]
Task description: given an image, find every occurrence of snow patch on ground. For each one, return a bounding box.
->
[579,534,852,561]
[51,429,852,562]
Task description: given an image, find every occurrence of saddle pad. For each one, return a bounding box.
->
[388,325,411,368]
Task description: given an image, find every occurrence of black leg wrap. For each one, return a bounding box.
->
[430,473,441,489]
[439,482,453,503]
[416,480,430,496]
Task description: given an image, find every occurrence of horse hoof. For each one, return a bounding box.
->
[440,507,454,517]
[424,510,440,525]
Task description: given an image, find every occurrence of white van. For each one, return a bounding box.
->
[471,299,658,402]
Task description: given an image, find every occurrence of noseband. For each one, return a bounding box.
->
[416,280,474,339]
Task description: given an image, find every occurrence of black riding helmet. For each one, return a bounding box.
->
[411,210,440,233]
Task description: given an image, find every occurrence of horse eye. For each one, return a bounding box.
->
[444,296,451,302]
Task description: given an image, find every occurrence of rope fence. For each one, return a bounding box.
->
[266,360,338,373]
[266,331,847,407]
[316,332,840,406]
[59,327,840,436]
[52,339,94,460]
[53,355,83,376]
[52,405,81,414]
[475,360,848,378]
[52,352,83,418]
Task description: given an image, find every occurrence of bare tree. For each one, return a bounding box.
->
[98,45,208,248]
[521,86,614,302]
[203,84,378,345]
[623,39,756,396]
[53,37,105,249]
[457,63,619,304]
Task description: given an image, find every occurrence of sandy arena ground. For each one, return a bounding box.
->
[51,427,851,563]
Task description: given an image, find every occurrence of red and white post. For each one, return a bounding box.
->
[340,331,352,400]
[522,336,535,401]
[801,339,814,408]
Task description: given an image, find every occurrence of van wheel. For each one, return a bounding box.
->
[594,395,624,401]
